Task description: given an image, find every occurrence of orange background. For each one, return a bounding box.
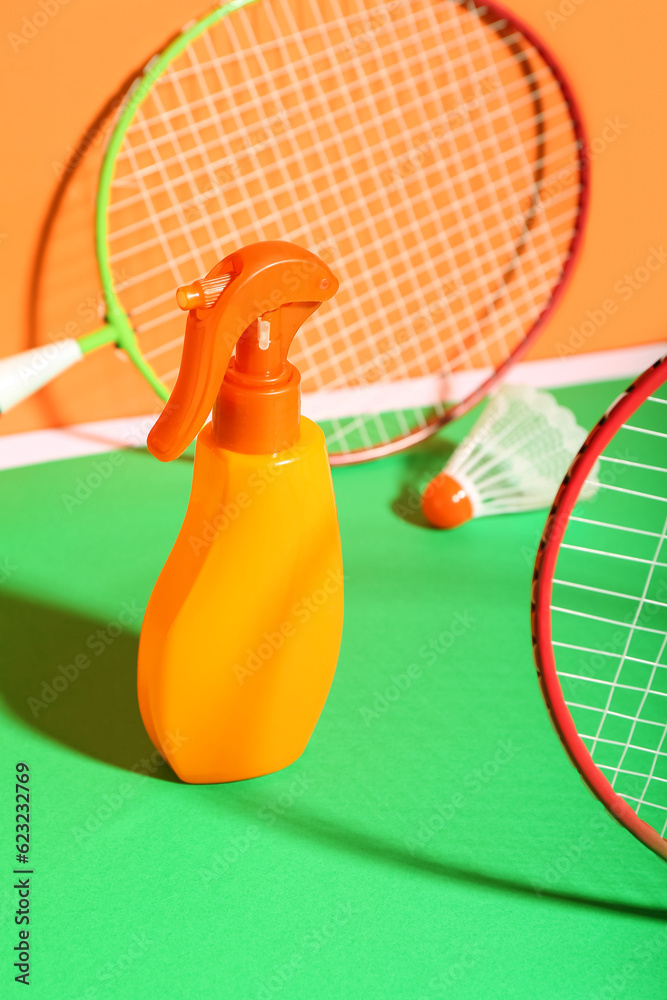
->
[0,0,665,435]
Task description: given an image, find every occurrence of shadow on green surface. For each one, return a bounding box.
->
[222,794,667,922]
[391,436,456,528]
[2,595,664,921]
[0,592,178,781]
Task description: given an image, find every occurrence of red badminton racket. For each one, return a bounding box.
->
[532,355,667,859]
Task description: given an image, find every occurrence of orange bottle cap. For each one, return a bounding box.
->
[147,242,338,461]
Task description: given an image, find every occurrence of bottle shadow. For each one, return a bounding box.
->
[0,591,178,781]
[5,595,664,919]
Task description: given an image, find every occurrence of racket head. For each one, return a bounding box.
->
[532,356,667,860]
[96,0,589,461]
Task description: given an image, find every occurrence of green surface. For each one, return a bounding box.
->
[0,378,665,1000]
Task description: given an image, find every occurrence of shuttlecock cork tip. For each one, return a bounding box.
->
[422,472,474,529]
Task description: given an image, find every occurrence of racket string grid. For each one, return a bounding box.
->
[551,385,667,839]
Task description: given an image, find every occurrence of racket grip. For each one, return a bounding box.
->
[0,339,83,413]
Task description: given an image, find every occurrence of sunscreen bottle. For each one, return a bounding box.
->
[138,242,343,783]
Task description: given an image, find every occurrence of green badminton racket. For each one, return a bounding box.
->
[0,0,587,463]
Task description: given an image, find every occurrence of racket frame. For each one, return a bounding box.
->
[91,4,252,401]
[86,0,589,458]
[531,355,667,860]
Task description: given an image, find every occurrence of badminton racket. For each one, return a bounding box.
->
[532,355,667,859]
[0,0,588,463]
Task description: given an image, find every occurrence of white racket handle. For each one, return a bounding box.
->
[0,339,84,413]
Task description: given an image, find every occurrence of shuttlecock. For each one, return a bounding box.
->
[422,384,595,529]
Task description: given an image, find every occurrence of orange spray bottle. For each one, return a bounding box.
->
[137,242,343,783]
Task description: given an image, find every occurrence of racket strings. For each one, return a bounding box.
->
[112,55,572,308]
[115,9,568,242]
[109,76,569,235]
[416,4,538,371]
[264,0,422,384]
[552,390,667,835]
[593,510,667,817]
[114,159,577,334]
[336,0,509,378]
[104,0,583,453]
[449,14,554,348]
[109,58,567,250]
[116,171,577,379]
[109,13,554,171]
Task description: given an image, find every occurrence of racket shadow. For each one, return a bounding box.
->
[0,591,179,782]
[220,796,667,922]
[25,77,140,431]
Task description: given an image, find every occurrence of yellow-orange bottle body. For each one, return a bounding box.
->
[137,417,344,783]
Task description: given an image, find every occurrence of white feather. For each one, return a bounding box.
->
[444,384,596,518]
